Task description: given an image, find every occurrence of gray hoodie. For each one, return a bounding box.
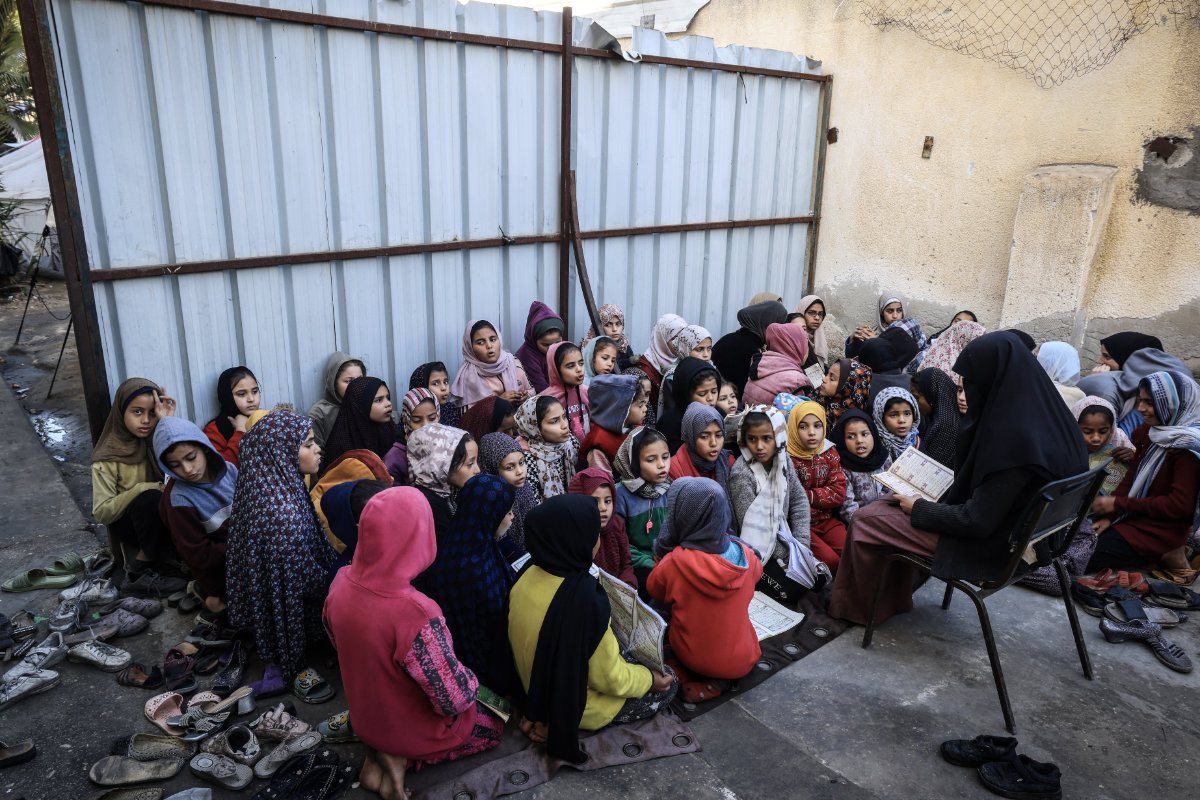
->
[307,351,362,448]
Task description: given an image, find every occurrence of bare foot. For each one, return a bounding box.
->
[377,752,410,800]
[360,749,383,794]
[204,595,227,614]
[518,716,548,743]
[1161,546,1189,571]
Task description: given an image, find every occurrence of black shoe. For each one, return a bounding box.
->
[122,569,187,598]
[940,735,1018,768]
[977,754,1061,799]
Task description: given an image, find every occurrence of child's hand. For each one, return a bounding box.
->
[1092,518,1112,534]
[501,390,524,404]
[1091,364,1111,373]
[1111,446,1135,463]
[155,389,177,418]
[229,414,249,433]
[650,670,674,693]
[851,326,875,342]
[1091,495,1116,516]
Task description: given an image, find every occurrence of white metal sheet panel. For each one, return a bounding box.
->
[47,0,823,423]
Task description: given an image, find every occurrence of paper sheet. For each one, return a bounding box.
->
[748,591,806,640]
[873,446,954,502]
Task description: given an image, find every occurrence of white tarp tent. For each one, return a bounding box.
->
[0,137,53,257]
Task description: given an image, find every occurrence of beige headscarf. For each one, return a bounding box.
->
[750,291,784,305]
[90,378,165,480]
[794,295,829,365]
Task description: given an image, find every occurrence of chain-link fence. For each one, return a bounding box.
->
[859,1,1199,87]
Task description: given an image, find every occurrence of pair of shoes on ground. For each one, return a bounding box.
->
[941,735,1061,799]
[1,552,89,592]
[5,631,133,677]
[1099,617,1193,673]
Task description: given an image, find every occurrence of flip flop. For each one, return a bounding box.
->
[1146,581,1200,610]
[292,668,335,704]
[1151,566,1199,586]
[1076,568,1117,590]
[144,692,187,735]
[2,568,79,592]
[43,553,86,577]
[0,739,36,769]
[1103,596,1184,627]
[1116,571,1149,593]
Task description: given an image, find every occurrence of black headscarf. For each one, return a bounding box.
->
[659,357,719,452]
[858,327,919,373]
[1003,329,1037,352]
[735,301,789,343]
[829,409,889,472]
[1101,332,1164,369]
[654,477,732,559]
[522,495,610,764]
[912,368,960,468]
[211,366,256,440]
[947,332,1086,504]
[322,377,397,467]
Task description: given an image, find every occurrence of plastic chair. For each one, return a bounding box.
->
[861,464,1109,732]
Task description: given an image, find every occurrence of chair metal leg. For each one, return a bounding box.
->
[1054,557,1093,680]
[941,582,954,610]
[862,555,898,649]
[956,581,1016,734]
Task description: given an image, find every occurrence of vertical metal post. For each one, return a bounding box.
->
[558,7,573,330]
[804,75,833,298]
[17,0,111,440]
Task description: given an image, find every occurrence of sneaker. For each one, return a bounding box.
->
[68,640,133,672]
[196,606,228,626]
[185,621,242,648]
[4,632,68,678]
[49,597,88,633]
[0,667,60,711]
[122,569,188,598]
[59,577,119,604]
[200,724,263,766]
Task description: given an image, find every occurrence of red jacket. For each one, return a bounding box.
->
[202,420,243,467]
[790,446,848,525]
[668,445,734,482]
[580,426,626,469]
[646,542,761,679]
[1111,425,1200,556]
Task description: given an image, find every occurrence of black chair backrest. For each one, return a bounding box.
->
[981,463,1110,592]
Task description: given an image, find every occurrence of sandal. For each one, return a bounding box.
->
[251,747,340,800]
[1070,582,1108,616]
[144,692,187,735]
[1103,588,1184,627]
[1146,581,1200,610]
[250,702,314,742]
[211,640,246,698]
[117,663,165,690]
[2,568,79,592]
[163,648,197,693]
[43,552,86,577]
[88,754,184,786]
[1150,566,1199,586]
[318,710,357,743]
[1116,571,1148,593]
[111,733,194,762]
[249,663,288,699]
[292,668,335,704]
[0,738,36,769]
[189,753,253,790]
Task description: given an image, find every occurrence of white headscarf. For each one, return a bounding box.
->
[794,295,829,364]
[1037,341,1082,386]
[642,313,688,375]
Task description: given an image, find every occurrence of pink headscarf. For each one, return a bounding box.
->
[742,323,813,407]
[794,295,828,364]
[642,314,688,375]
[921,319,986,381]
[450,320,523,407]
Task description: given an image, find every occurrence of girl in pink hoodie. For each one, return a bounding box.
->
[542,341,590,440]
[742,323,815,407]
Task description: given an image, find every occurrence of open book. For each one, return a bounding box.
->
[872,445,955,502]
[748,591,806,641]
[510,555,667,673]
[804,363,826,390]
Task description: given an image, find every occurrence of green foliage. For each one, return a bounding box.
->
[0,0,35,143]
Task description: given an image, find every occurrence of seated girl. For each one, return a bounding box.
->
[1072,396,1135,496]
[543,341,590,439]
[613,427,673,593]
[450,319,532,411]
[717,379,740,419]
[1036,341,1086,407]
[479,432,538,558]
[318,479,390,560]
[414,474,517,694]
[858,328,919,410]
[407,424,480,537]
[516,395,579,503]
[786,402,848,571]
[322,377,396,468]
[910,369,961,468]
[742,323,814,407]
[658,325,714,411]
[409,361,462,428]
[154,416,236,620]
[668,403,734,511]
[845,291,916,358]
[711,300,788,395]
[324,487,503,800]
[579,374,645,474]
[92,379,186,596]
[507,495,676,763]
[792,295,829,372]
[1087,370,1200,584]
[928,310,977,346]
[873,388,921,461]
[515,301,566,394]
[648,478,761,686]
[458,396,516,444]
[1078,345,1189,438]
[582,304,635,372]
[829,410,892,523]
[567,467,637,589]
[203,366,260,466]
[384,388,440,485]
[1091,332,1163,374]
[583,335,620,382]
[657,357,721,454]
[817,358,873,425]
[919,319,986,381]
[830,332,1086,626]
[622,313,687,427]
[229,411,340,700]
[308,352,366,448]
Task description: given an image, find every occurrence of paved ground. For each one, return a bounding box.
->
[1,281,1197,799]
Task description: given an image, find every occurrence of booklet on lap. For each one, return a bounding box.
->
[872,445,955,502]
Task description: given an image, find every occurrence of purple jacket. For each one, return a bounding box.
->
[514,300,564,394]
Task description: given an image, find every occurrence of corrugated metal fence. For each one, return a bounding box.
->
[20,0,829,433]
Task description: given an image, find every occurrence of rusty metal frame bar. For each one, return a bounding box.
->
[558,7,574,330]
[17,0,112,439]
[804,76,834,297]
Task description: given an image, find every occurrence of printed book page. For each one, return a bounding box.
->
[873,446,954,502]
[804,364,826,390]
[748,591,806,641]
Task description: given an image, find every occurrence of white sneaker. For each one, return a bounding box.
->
[67,641,133,672]
[59,577,119,604]
[0,668,60,711]
[3,632,68,679]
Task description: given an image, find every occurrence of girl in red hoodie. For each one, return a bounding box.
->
[648,478,761,697]
[786,401,848,571]
[578,374,647,473]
